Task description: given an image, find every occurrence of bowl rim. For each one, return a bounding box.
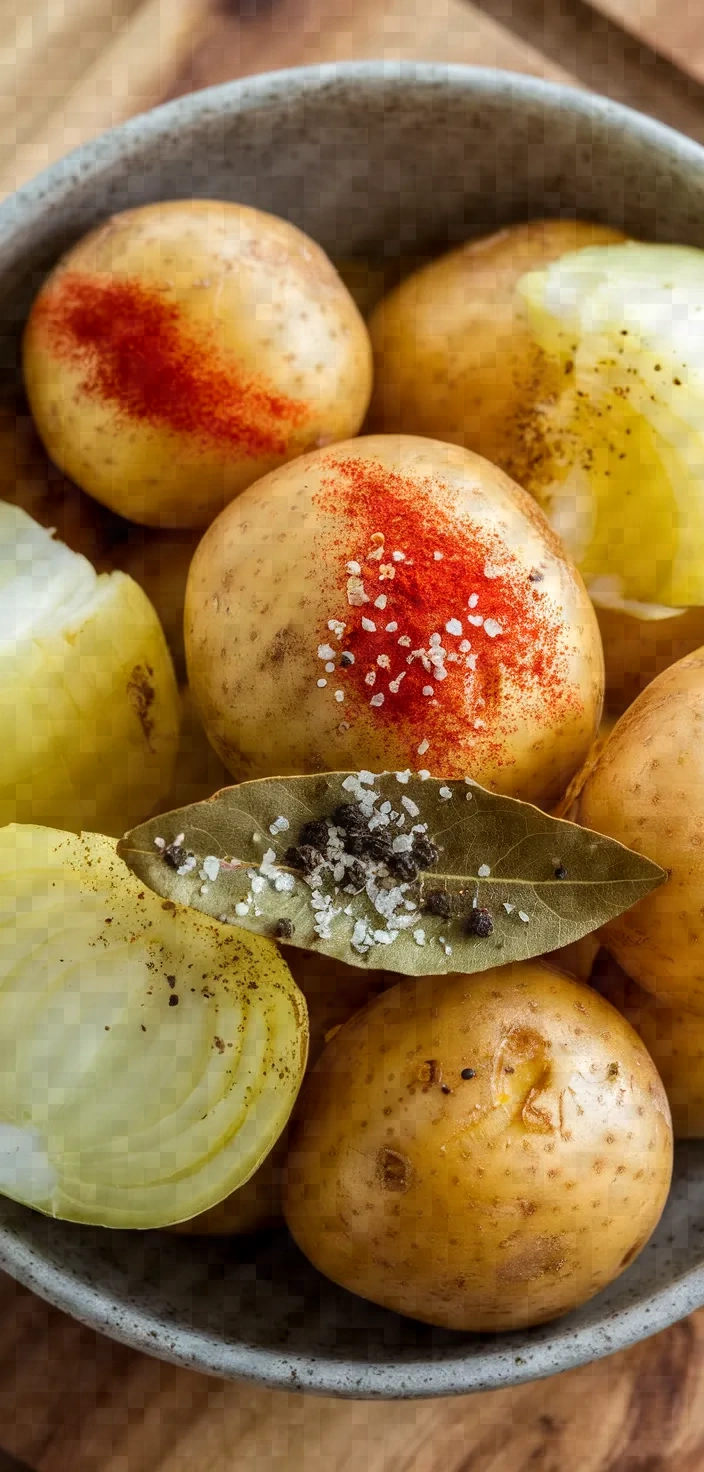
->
[2,58,704,1397]
[2,60,704,256]
[2,1214,704,1397]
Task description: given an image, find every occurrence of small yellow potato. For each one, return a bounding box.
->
[593,952,704,1139]
[577,649,704,1012]
[368,219,624,477]
[172,949,390,1235]
[0,501,180,836]
[186,435,603,808]
[284,961,672,1333]
[23,200,372,529]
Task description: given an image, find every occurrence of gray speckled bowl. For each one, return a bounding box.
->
[2,63,704,1398]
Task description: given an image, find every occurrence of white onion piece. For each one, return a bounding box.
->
[518,243,704,607]
[0,502,180,834]
[0,825,308,1228]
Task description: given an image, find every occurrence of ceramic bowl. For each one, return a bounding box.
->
[1,62,704,1398]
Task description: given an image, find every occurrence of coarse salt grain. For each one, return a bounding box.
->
[429,633,442,648]
[418,769,431,780]
[392,550,406,562]
[346,560,361,574]
[422,685,434,697]
[483,619,503,638]
[518,911,530,923]
[328,618,346,637]
[503,901,514,913]
[370,693,384,707]
[459,639,471,653]
[389,673,406,693]
[235,902,250,916]
[200,884,209,895]
[377,653,391,670]
[439,786,452,800]
[174,834,185,846]
[335,690,345,703]
[433,551,443,561]
[177,855,197,876]
[202,855,221,880]
[268,817,290,836]
[474,718,485,729]
[478,863,491,877]
[317,678,327,688]
[398,634,411,647]
[386,621,398,632]
[361,616,376,632]
[358,771,376,785]
[317,643,335,660]
[154,836,165,850]
[445,618,463,636]
[392,834,413,852]
[468,592,479,608]
[374,930,397,945]
[347,577,369,606]
[338,721,350,732]
[401,796,420,818]
[395,771,411,784]
[374,594,388,610]
[468,614,483,627]
[365,671,377,686]
[417,739,429,755]
[414,929,426,945]
[325,661,335,673]
[274,873,295,893]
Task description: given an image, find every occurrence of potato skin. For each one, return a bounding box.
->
[577,649,704,1013]
[368,219,625,480]
[284,961,671,1333]
[172,949,391,1235]
[185,434,603,807]
[23,200,372,529]
[593,953,704,1139]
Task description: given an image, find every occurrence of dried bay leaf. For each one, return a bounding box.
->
[118,771,666,977]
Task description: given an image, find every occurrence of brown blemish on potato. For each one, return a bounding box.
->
[376,1148,413,1193]
[497,1234,568,1284]
[126,663,156,748]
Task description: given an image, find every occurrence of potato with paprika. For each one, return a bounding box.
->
[284,961,672,1333]
[185,434,604,809]
[23,200,372,529]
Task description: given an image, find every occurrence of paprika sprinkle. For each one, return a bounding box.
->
[314,455,578,767]
[31,272,310,458]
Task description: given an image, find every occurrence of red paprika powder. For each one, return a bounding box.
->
[31,271,309,458]
[315,455,577,768]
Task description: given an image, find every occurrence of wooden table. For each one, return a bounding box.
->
[3,2,704,1467]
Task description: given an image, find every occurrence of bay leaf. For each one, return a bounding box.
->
[117,771,666,977]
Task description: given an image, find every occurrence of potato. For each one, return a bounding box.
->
[367,219,625,479]
[185,434,603,808]
[593,952,704,1139]
[577,649,704,1013]
[284,961,671,1333]
[172,949,390,1234]
[23,200,372,529]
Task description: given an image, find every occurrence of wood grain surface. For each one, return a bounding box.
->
[3,1,704,1468]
